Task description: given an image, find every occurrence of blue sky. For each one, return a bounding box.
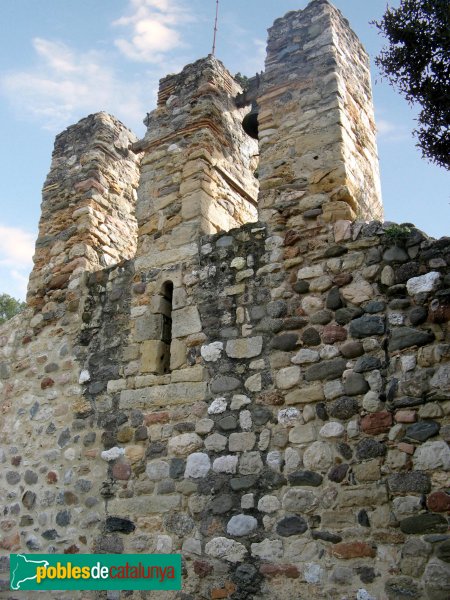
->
[0,0,448,300]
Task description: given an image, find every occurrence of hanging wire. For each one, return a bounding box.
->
[212,0,219,55]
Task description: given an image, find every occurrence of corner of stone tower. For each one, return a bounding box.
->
[27,112,141,314]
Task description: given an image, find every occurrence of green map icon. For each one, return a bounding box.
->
[10,554,50,590]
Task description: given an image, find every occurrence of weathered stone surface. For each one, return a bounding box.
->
[276,366,301,389]
[436,539,450,563]
[406,420,440,442]
[341,280,374,305]
[326,287,343,310]
[349,316,385,338]
[271,334,298,351]
[389,327,435,351]
[211,494,234,515]
[282,489,318,513]
[251,538,283,560]
[302,327,321,346]
[344,373,369,396]
[388,472,431,494]
[424,559,450,600]
[322,325,347,344]
[385,576,422,600]
[211,376,241,393]
[427,491,450,513]
[409,306,428,325]
[257,495,281,513]
[430,364,450,389]
[227,515,258,537]
[361,411,393,435]
[212,455,238,474]
[168,433,203,456]
[184,453,211,478]
[205,537,247,563]
[328,464,349,483]
[276,516,308,537]
[399,513,448,535]
[226,337,263,359]
[105,517,135,534]
[121,382,208,408]
[340,341,364,358]
[172,306,202,337]
[229,433,256,452]
[413,441,450,470]
[289,423,317,445]
[330,542,376,559]
[288,470,323,487]
[340,484,388,507]
[285,383,324,404]
[407,272,441,295]
[329,396,359,420]
[201,342,223,362]
[320,421,345,438]
[205,433,227,452]
[303,441,333,471]
[304,358,346,382]
[354,356,382,372]
[356,438,386,460]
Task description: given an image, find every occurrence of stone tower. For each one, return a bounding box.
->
[1,2,449,600]
[256,0,382,227]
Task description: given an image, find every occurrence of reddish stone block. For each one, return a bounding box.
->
[395,410,417,424]
[0,520,16,532]
[259,564,300,578]
[48,273,71,290]
[211,582,236,599]
[64,544,79,554]
[397,442,415,455]
[47,471,58,484]
[322,324,347,344]
[284,246,300,259]
[331,542,376,559]
[144,411,170,425]
[84,449,98,459]
[333,273,353,287]
[284,230,301,246]
[194,560,213,578]
[40,377,54,389]
[361,411,393,435]
[74,178,107,195]
[0,531,20,551]
[112,461,132,481]
[427,491,450,513]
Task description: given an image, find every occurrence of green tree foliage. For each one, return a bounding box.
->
[0,293,26,325]
[373,0,450,169]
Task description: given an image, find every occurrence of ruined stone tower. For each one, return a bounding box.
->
[1,1,449,599]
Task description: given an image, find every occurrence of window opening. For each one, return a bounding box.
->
[160,281,173,373]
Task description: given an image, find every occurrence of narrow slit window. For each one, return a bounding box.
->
[160,281,173,373]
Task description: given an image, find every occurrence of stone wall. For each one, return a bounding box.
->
[0,1,449,599]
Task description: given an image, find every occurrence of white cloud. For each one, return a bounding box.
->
[1,38,151,132]
[0,224,35,300]
[0,224,35,268]
[376,118,409,142]
[113,0,193,62]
